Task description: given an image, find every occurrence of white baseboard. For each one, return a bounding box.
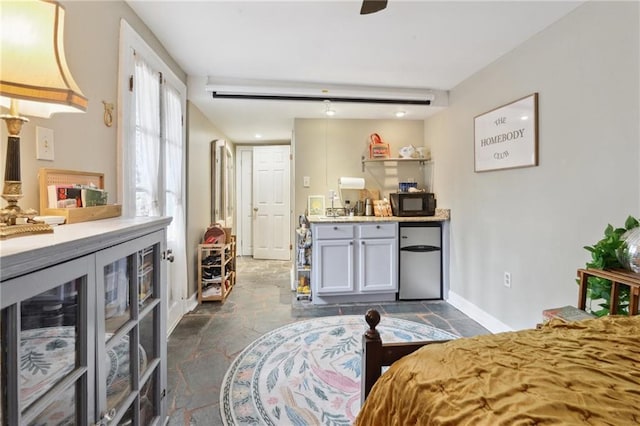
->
[167,294,199,336]
[184,293,198,315]
[446,290,513,333]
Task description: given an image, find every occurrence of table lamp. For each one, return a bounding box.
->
[0,0,88,239]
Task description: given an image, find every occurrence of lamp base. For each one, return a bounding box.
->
[0,221,53,239]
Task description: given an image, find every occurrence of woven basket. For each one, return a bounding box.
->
[203,224,226,244]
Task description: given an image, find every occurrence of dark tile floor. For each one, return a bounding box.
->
[166,257,489,425]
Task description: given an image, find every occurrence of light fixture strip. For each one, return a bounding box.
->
[211,92,431,105]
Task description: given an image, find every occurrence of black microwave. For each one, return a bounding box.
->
[390,192,436,216]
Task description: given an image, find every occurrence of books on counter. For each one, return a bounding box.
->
[81,187,109,207]
[48,184,108,209]
[542,305,594,323]
[48,185,81,208]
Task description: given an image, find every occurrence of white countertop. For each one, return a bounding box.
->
[308,209,450,223]
[0,216,172,280]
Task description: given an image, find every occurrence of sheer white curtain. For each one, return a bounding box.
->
[134,53,161,217]
[163,83,187,303]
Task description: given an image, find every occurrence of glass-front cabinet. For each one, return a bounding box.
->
[95,231,165,426]
[1,256,95,425]
[0,218,169,426]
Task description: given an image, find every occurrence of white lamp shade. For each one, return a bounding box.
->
[0,0,87,118]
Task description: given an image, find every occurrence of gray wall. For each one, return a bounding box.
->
[426,1,640,329]
[294,119,425,216]
[0,2,232,300]
[186,101,233,297]
[0,1,186,210]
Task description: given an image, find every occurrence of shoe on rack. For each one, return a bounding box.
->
[202,255,221,266]
[203,268,222,280]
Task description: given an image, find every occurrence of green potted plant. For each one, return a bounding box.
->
[582,215,639,316]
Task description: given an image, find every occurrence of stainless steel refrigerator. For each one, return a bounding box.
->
[399,223,442,300]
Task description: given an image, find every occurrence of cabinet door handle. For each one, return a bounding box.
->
[163,249,175,263]
[376,225,380,229]
[94,408,116,426]
[349,241,353,245]
[334,226,338,230]
[361,241,365,245]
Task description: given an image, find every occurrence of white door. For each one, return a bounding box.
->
[236,148,253,256]
[252,145,291,260]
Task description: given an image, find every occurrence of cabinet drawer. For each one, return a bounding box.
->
[359,223,397,239]
[314,224,355,240]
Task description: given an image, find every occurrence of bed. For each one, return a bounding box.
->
[356,309,640,425]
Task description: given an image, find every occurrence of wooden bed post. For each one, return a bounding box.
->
[362,309,383,404]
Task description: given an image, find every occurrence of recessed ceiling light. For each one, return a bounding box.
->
[395,111,406,118]
[323,100,336,116]
[255,133,263,139]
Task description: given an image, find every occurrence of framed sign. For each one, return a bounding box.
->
[474,93,538,172]
[307,195,325,217]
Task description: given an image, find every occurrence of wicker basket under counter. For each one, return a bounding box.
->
[38,168,122,224]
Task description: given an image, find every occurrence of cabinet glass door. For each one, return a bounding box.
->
[0,256,95,426]
[95,231,165,425]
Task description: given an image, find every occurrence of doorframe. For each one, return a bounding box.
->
[235,146,254,256]
[235,144,294,259]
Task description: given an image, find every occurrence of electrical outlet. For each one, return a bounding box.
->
[36,126,55,161]
[504,271,511,288]
[303,176,310,187]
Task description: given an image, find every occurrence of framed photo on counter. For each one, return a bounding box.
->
[307,195,325,217]
[474,93,538,172]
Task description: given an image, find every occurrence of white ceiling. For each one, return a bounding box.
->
[127,0,582,143]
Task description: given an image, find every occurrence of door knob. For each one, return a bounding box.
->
[253,207,258,212]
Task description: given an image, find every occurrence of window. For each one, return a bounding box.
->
[118,20,188,330]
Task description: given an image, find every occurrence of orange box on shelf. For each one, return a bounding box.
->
[369,143,390,159]
[369,132,390,159]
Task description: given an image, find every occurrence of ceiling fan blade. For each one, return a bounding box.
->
[360,0,387,15]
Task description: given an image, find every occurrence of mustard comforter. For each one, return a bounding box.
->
[356,316,640,426]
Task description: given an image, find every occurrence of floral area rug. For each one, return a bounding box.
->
[220,315,458,425]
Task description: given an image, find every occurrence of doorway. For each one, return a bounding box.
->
[235,145,291,260]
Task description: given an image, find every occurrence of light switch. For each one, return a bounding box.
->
[303,176,310,187]
[36,126,54,161]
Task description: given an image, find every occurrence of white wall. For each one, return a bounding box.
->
[294,118,425,216]
[426,1,640,329]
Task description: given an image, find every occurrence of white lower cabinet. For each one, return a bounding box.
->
[314,238,355,294]
[358,237,398,293]
[312,222,398,304]
[0,217,170,426]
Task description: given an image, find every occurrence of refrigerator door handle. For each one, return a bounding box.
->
[400,245,440,252]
